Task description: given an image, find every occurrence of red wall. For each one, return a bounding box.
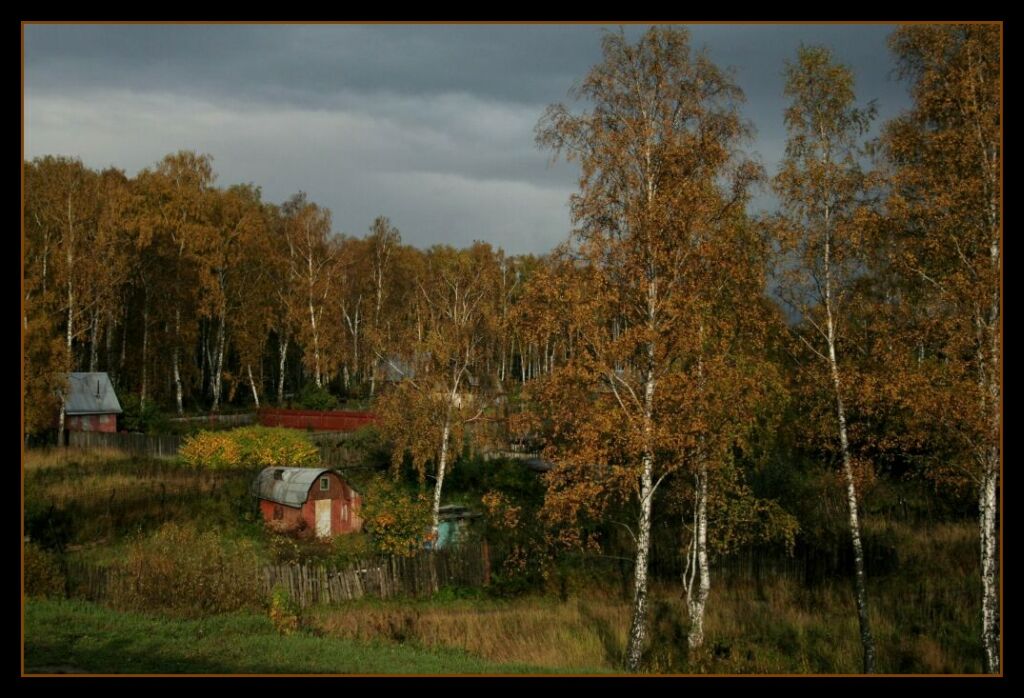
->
[66,414,118,433]
[258,472,364,536]
[258,408,377,432]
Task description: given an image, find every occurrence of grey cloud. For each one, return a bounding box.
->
[25,23,914,255]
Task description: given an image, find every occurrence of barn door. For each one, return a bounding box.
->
[315,499,331,538]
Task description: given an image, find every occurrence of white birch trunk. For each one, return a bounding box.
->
[211,308,226,411]
[88,310,99,373]
[431,417,452,541]
[980,210,1000,673]
[687,459,711,649]
[625,451,653,671]
[626,326,657,671]
[309,298,322,388]
[172,310,184,416]
[826,282,874,671]
[248,364,260,409]
[104,310,114,375]
[277,334,289,405]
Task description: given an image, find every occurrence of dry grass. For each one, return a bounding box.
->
[311,521,982,674]
[31,469,223,507]
[312,595,631,670]
[24,447,130,471]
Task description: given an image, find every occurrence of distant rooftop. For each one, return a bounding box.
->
[64,372,122,415]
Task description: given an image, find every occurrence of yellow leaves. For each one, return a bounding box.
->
[180,426,319,469]
[359,476,432,557]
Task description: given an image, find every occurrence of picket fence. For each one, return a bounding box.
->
[64,542,491,609]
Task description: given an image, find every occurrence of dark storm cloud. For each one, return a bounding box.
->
[25,25,609,107]
[24,23,912,254]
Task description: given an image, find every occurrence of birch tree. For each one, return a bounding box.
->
[377,243,499,539]
[281,193,338,390]
[536,27,761,670]
[882,24,1001,673]
[771,45,878,673]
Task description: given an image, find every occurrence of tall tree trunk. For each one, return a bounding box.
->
[626,329,657,671]
[248,364,260,409]
[688,331,711,648]
[980,219,1000,673]
[823,198,874,673]
[211,307,226,411]
[687,466,710,648]
[119,303,128,378]
[140,292,149,409]
[980,455,999,673]
[308,298,322,388]
[57,403,66,447]
[88,309,99,372]
[58,194,76,447]
[625,450,653,671]
[172,309,184,416]
[104,310,113,375]
[431,412,452,541]
[277,334,289,405]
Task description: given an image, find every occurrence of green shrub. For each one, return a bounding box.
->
[268,585,301,636]
[297,384,339,410]
[181,426,320,470]
[24,542,65,599]
[119,395,169,434]
[107,522,263,617]
[360,477,432,557]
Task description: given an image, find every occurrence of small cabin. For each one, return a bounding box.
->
[64,372,122,433]
[253,467,363,538]
[434,504,482,550]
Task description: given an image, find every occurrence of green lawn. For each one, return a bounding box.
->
[24,598,601,675]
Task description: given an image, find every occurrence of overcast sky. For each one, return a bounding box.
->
[24,23,912,255]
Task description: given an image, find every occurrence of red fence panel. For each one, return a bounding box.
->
[257,408,378,432]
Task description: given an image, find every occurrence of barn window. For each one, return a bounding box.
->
[273,505,283,520]
[273,469,284,480]
[320,477,330,491]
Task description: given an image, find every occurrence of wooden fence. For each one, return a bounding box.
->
[258,408,377,432]
[63,542,491,609]
[167,413,256,427]
[262,542,490,607]
[68,431,184,458]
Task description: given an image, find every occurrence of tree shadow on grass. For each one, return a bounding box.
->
[576,599,624,670]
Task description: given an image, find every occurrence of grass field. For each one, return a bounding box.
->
[24,598,606,675]
[22,449,986,675]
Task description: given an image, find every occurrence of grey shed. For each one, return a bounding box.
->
[64,372,123,415]
[253,467,338,507]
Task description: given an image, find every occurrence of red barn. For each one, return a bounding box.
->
[63,372,122,433]
[253,467,363,538]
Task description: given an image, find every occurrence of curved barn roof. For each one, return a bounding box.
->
[253,467,337,508]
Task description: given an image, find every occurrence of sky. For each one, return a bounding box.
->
[24,23,912,256]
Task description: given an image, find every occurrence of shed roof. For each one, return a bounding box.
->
[253,467,348,508]
[64,372,122,415]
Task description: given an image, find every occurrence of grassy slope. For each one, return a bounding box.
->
[24,598,604,675]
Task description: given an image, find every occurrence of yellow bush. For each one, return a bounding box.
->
[181,426,319,470]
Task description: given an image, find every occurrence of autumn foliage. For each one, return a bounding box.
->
[180,426,320,469]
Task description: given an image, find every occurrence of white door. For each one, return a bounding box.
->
[315,499,331,538]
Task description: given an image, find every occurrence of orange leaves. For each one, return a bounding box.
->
[481,491,521,531]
